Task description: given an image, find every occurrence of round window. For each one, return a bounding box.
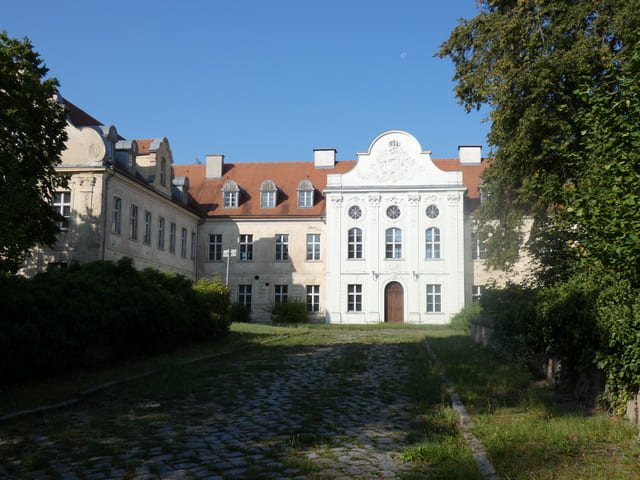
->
[426,204,440,219]
[348,205,362,220]
[386,205,401,219]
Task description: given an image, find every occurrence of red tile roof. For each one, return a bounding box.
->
[136,139,153,154]
[175,158,487,218]
[62,97,103,127]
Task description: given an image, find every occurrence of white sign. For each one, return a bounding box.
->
[223,249,237,258]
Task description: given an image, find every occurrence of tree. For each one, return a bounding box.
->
[0,31,68,273]
[437,0,640,278]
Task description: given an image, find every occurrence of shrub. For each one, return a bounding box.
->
[271,299,308,324]
[230,303,252,323]
[450,301,484,332]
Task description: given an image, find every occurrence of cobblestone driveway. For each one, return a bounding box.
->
[1,330,429,479]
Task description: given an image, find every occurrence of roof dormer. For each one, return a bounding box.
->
[259,180,278,208]
[296,179,315,208]
[222,180,241,209]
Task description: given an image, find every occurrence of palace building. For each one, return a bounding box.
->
[23,99,531,323]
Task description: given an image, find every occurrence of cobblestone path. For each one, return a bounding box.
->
[1,330,429,479]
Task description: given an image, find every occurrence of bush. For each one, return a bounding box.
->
[450,301,484,332]
[230,303,252,323]
[271,299,308,324]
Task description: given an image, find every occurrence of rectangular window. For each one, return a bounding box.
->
[348,228,363,259]
[238,284,252,310]
[275,284,288,303]
[275,234,289,261]
[385,227,402,259]
[298,190,313,208]
[426,284,442,313]
[208,233,222,261]
[158,217,165,249]
[112,197,121,234]
[472,232,486,260]
[472,285,485,303]
[181,228,187,257]
[191,231,196,260]
[129,204,138,240]
[223,191,238,208]
[143,211,152,245]
[169,222,176,253]
[306,233,321,261]
[425,227,441,259]
[261,190,276,208]
[347,284,362,312]
[53,191,71,229]
[239,234,253,261]
[306,285,320,312]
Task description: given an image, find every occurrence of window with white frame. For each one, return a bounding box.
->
[260,180,277,208]
[143,211,152,245]
[129,204,138,240]
[53,191,71,229]
[112,197,121,234]
[222,180,240,208]
[275,284,288,303]
[306,285,320,312]
[385,227,402,259]
[425,227,441,259]
[239,234,253,261]
[275,234,289,261]
[306,233,320,261]
[347,284,362,312]
[158,217,165,249]
[181,228,187,257]
[169,222,176,253]
[347,227,363,259]
[426,284,442,313]
[191,231,196,260]
[208,233,222,261]
[472,285,485,302]
[238,284,252,309]
[297,179,314,208]
[472,232,487,260]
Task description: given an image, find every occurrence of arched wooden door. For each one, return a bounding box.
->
[384,281,404,323]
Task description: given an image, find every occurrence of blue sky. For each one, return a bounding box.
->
[4,0,489,165]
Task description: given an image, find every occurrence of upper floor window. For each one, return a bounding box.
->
[472,285,485,303]
[306,233,321,261]
[386,205,401,219]
[158,217,165,250]
[112,197,122,235]
[208,233,223,261]
[222,180,240,209]
[297,179,314,208]
[348,227,363,259]
[169,222,176,253]
[425,227,441,259]
[191,231,196,260]
[181,228,188,257]
[239,234,253,261]
[385,227,402,259]
[143,211,152,245]
[53,191,71,229]
[275,234,289,261]
[472,232,487,260]
[129,204,138,240]
[260,180,277,208]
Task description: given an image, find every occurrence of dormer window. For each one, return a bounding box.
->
[260,180,277,208]
[222,180,240,208]
[296,179,315,208]
[160,158,167,187]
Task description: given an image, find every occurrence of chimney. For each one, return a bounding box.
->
[314,148,336,168]
[458,145,482,165]
[206,154,224,179]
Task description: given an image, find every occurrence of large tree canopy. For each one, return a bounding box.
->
[0,31,68,273]
[437,0,640,276]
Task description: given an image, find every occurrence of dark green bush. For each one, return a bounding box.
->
[450,301,484,332]
[0,259,231,385]
[271,299,308,324]
[230,302,252,323]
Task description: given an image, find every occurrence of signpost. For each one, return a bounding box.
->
[223,248,237,285]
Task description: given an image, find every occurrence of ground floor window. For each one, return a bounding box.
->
[275,284,288,303]
[347,284,362,312]
[306,285,320,312]
[426,284,441,313]
[472,285,485,303]
[238,284,252,310]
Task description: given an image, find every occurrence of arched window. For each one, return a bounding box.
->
[347,227,363,259]
[385,228,402,259]
[260,180,278,208]
[297,179,315,208]
[222,180,240,208]
[425,227,441,259]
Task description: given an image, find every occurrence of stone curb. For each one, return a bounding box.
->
[0,331,303,423]
[424,339,500,480]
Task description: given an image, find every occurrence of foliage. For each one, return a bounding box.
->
[437,1,640,272]
[271,299,309,324]
[450,301,484,332]
[0,31,69,273]
[193,276,232,326]
[230,302,252,323]
[0,258,230,384]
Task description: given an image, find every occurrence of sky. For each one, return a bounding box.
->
[4,0,490,165]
